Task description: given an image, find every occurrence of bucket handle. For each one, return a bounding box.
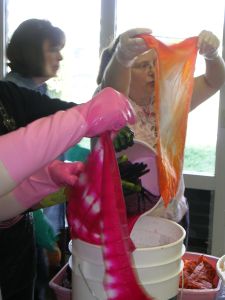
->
[78,264,101,300]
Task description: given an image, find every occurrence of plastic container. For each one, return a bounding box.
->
[72,216,186,300]
[117,139,160,196]
[178,251,221,300]
[216,283,225,300]
[49,263,72,300]
[73,262,183,300]
[217,254,225,284]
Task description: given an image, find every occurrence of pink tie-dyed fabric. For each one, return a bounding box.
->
[67,132,153,300]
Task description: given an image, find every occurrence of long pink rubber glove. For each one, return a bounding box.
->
[0,87,135,196]
[0,160,85,221]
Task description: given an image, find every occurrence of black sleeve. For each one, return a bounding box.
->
[0,81,76,127]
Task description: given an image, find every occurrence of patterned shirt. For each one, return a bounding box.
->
[129,97,157,152]
[128,97,188,222]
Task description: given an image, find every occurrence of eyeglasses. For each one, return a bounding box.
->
[132,61,154,71]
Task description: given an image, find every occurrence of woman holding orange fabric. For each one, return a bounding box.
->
[96,28,225,245]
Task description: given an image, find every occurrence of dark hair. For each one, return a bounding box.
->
[96,36,120,85]
[7,19,65,77]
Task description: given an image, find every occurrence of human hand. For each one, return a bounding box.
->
[82,87,136,137]
[116,28,152,67]
[113,127,134,152]
[197,30,220,60]
[49,160,85,186]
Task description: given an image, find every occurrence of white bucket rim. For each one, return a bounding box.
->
[73,218,185,253]
[72,242,185,268]
[72,245,184,269]
[131,218,186,251]
[74,259,184,286]
[133,244,186,268]
[140,260,184,285]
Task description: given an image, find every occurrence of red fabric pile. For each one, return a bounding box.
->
[180,255,217,289]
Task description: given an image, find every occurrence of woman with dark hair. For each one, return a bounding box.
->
[6,18,65,80]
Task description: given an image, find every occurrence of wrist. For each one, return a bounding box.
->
[115,47,134,68]
[204,50,219,61]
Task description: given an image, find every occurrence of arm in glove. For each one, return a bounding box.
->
[0,87,135,196]
[197,30,220,60]
[33,209,57,251]
[116,28,152,67]
[0,160,84,221]
[191,30,225,110]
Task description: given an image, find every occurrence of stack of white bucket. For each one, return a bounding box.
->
[71,216,186,300]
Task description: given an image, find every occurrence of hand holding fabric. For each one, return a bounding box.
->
[76,87,136,137]
[48,160,85,186]
[197,30,220,60]
[116,28,152,67]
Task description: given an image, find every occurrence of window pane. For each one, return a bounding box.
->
[116,0,224,174]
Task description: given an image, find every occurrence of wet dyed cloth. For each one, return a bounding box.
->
[68,36,198,300]
[68,133,152,300]
[139,34,198,206]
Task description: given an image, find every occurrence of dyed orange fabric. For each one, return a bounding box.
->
[139,35,198,206]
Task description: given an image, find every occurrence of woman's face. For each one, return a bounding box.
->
[42,39,63,79]
[129,50,156,104]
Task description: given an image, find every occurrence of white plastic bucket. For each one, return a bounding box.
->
[72,216,186,300]
[73,262,183,300]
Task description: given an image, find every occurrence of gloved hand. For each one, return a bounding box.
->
[33,209,57,251]
[12,160,85,209]
[116,28,152,67]
[197,30,220,60]
[48,160,85,186]
[113,126,134,152]
[76,87,136,137]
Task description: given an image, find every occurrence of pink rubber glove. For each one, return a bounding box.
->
[0,87,135,196]
[75,87,135,137]
[0,160,85,221]
[48,160,84,186]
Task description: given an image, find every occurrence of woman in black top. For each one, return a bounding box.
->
[0,82,135,300]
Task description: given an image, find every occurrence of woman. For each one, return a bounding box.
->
[6,19,64,94]
[97,28,225,245]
